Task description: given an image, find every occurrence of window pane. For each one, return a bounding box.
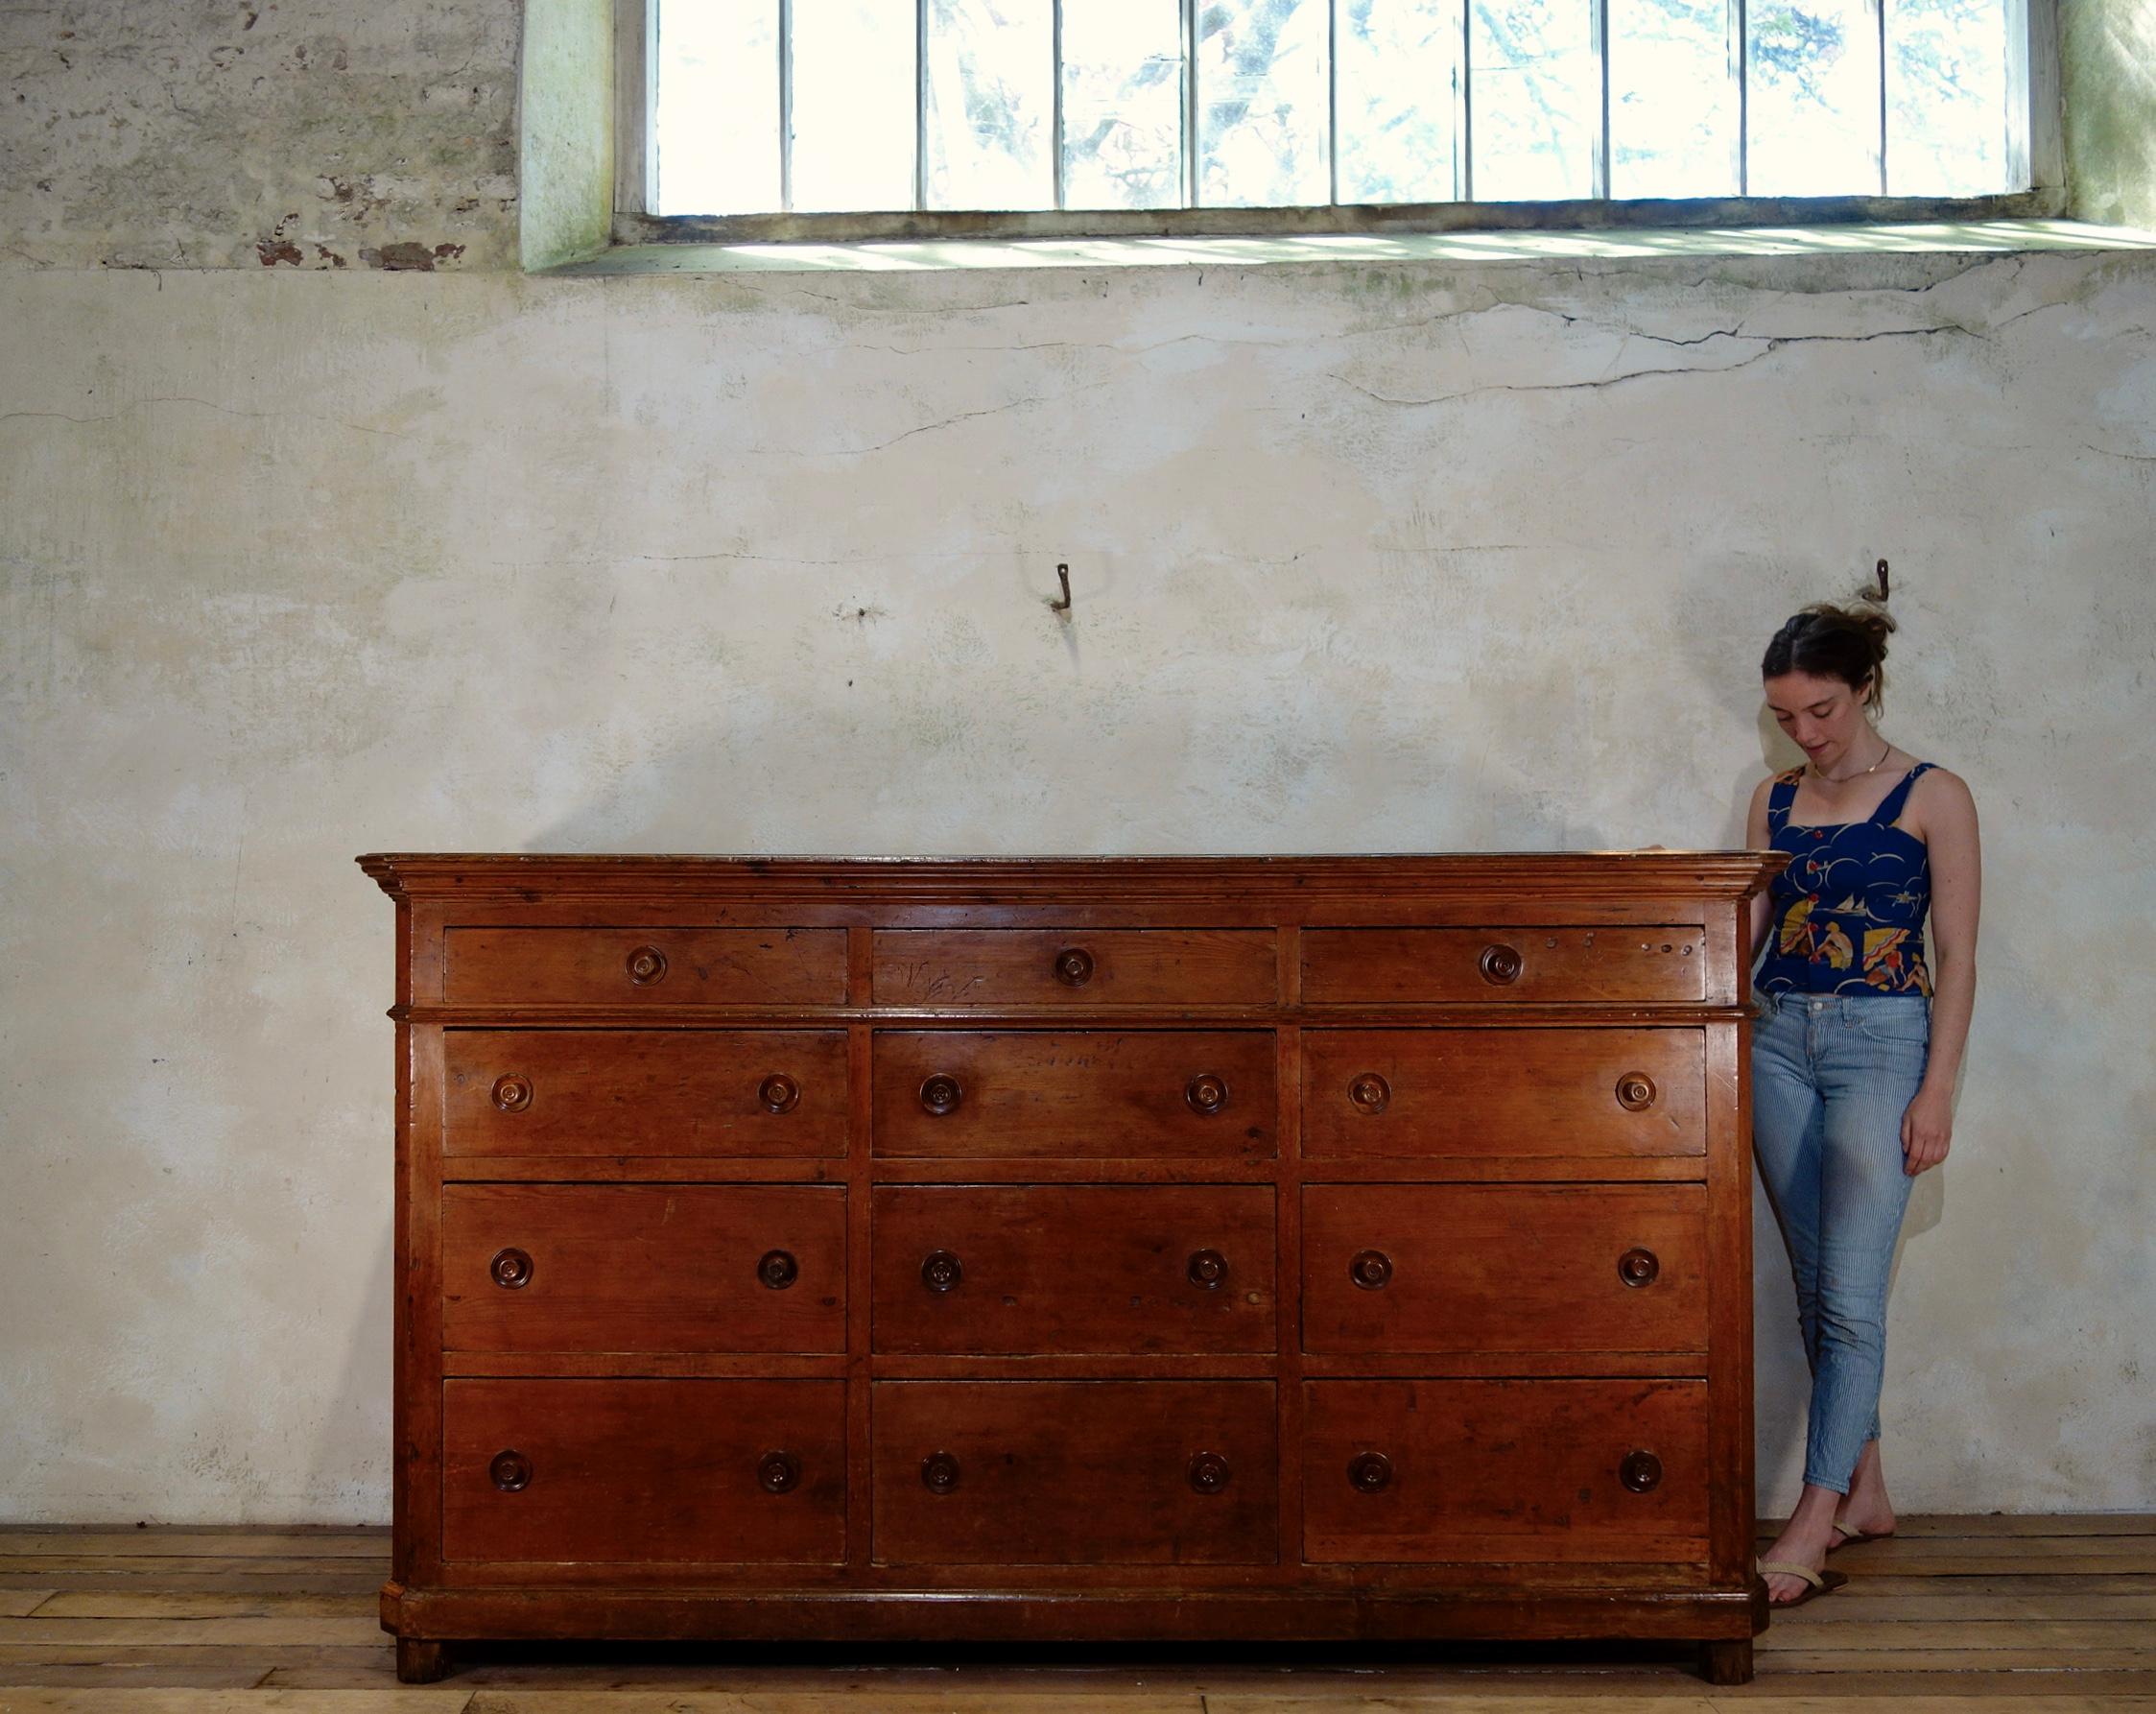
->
[1062,0,1185,209]
[1338,0,1463,203]
[1747,0,1882,195]
[1887,0,2009,194]
[928,0,1054,209]
[1196,0,1331,207]
[654,0,780,215]
[792,0,918,211]
[1608,0,1737,197]
[1470,0,1596,200]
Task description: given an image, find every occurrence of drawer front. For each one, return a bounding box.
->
[1302,927,1705,1004]
[443,927,846,1006]
[442,1378,845,1563]
[443,1030,847,1157]
[871,929,1277,1008]
[873,1381,1277,1564]
[1302,1184,1707,1354]
[1302,1029,1703,1159]
[1302,1379,1709,1562]
[872,1185,1275,1354]
[442,1184,845,1353]
[873,1031,1275,1159]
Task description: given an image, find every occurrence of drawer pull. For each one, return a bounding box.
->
[1054,946,1096,988]
[918,1074,963,1117]
[1347,1072,1391,1115]
[489,1074,533,1113]
[1618,1247,1660,1288]
[920,1250,964,1293]
[757,1450,802,1494]
[489,1450,533,1493]
[1349,1249,1394,1291]
[1184,1072,1230,1115]
[921,1451,962,1494]
[624,944,669,986]
[1186,1249,1229,1291]
[488,1247,533,1290]
[758,1249,799,1291]
[1347,1451,1393,1493]
[1478,942,1524,985]
[1621,1449,1664,1493]
[1615,1072,1658,1111]
[1187,1451,1233,1494]
[758,1072,801,1114]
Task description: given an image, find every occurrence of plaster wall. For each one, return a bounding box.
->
[1,2,2153,1523]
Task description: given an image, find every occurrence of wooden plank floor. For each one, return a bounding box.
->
[0,1516,2151,1711]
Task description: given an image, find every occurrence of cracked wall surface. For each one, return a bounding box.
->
[1,0,2153,1525]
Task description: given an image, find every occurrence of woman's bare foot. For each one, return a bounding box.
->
[1834,1438,1898,1541]
[1760,1483,1844,1605]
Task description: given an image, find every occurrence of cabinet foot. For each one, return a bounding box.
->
[1696,1638,1753,1684]
[396,1637,453,1683]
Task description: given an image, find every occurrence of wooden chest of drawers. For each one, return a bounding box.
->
[361,853,1781,1683]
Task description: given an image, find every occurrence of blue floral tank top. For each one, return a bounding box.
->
[1757,762,1935,997]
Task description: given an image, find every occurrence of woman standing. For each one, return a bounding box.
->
[1744,592,1981,1607]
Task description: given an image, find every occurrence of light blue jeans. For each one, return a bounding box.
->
[1750,989,1931,1494]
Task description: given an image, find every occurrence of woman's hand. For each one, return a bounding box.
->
[1902,1083,1955,1175]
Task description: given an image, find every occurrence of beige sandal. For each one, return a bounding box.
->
[1829,1520,1895,1549]
[1758,1559,1850,1607]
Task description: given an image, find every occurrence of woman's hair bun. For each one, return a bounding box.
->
[1762,577,1898,712]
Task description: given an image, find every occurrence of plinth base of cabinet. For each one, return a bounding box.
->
[383,1582,1768,1683]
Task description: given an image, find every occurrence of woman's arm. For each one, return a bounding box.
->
[1902,769,1980,1175]
[1744,775,1775,963]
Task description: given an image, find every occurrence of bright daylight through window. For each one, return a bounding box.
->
[651,0,2027,221]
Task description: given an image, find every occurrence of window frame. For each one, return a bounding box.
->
[611,0,2065,244]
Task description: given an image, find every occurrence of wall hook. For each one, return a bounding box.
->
[1049,562,1073,614]
[1875,558,1890,601]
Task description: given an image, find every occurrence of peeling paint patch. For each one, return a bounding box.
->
[254,239,303,267]
[360,241,465,272]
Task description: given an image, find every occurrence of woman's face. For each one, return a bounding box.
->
[1764,669,1874,770]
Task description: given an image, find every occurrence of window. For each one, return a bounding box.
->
[620,0,2058,237]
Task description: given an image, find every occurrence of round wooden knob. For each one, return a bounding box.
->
[489,1247,533,1290]
[1619,1247,1660,1288]
[1184,1073,1229,1115]
[1622,1449,1664,1493]
[490,1074,533,1113]
[1616,1072,1657,1111]
[921,1451,961,1494]
[1350,1250,1393,1291]
[920,1250,963,1293]
[919,1074,962,1116]
[1479,942,1524,985]
[1187,1249,1228,1291]
[758,1250,799,1291]
[1054,947,1095,988]
[759,1073,801,1114]
[1187,1451,1232,1494]
[1348,1451,1393,1493]
[1347,1073,1391,1115]
[489,1450,532,1492]
[757,1451,801,1494]
[624,944,668,986]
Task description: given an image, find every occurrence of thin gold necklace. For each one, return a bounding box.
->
[1813,735,1891,784]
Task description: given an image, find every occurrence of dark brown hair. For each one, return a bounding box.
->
[1762,586,1897,714]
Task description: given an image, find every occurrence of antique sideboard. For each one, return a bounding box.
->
[359,852,1783,1683]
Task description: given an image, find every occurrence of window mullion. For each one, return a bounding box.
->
[1873,0,1887,194]
[1053,0,1066,210]
[1592,0,1610,198]
[1459,0,1474,202]
[1733,0,1747,196]
[779,0,794,212]
[1328,0,1339,207]
[915,0,929,210]
[1181,0,1198,207]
